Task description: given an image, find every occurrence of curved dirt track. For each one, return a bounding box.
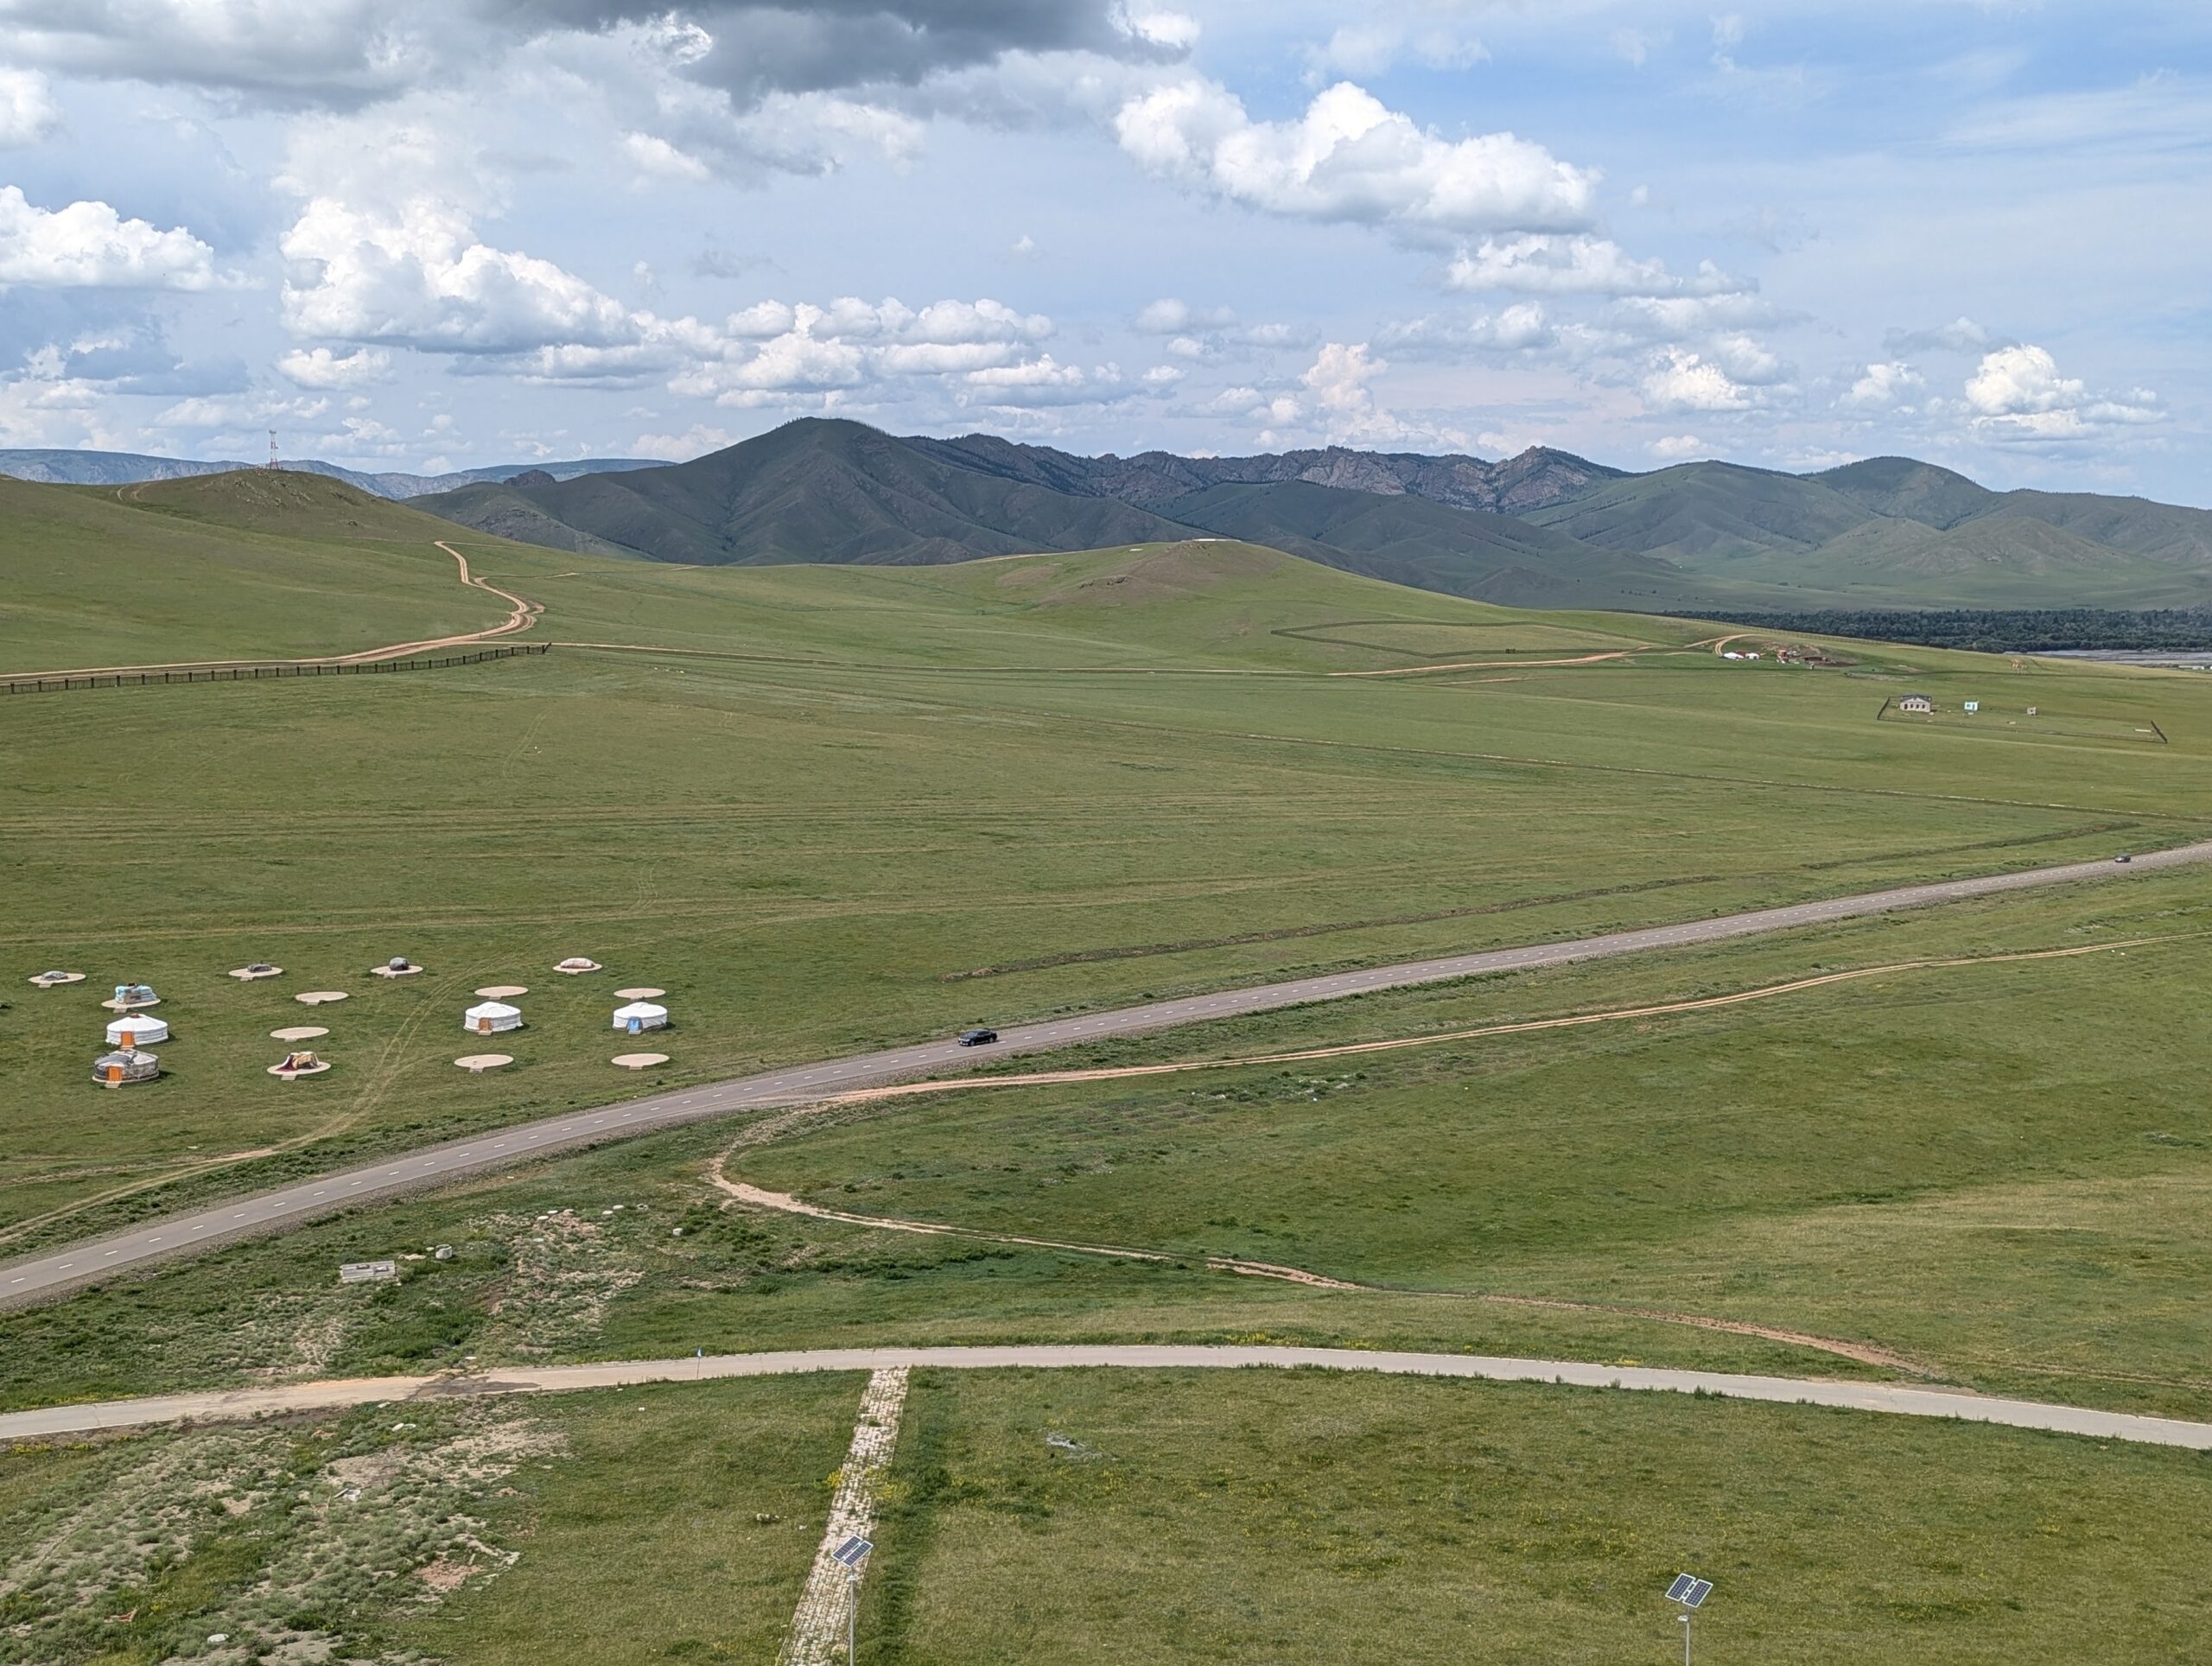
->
[11,540,539,679]
[3,1345,2207,1451]
[3,839,2206,1311]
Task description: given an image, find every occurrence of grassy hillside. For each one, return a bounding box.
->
[1157,480,1697,609]
[0,472,556,671]
[417,417,1197,566]
[8,459,2212,1664]
[414,420,2212,613]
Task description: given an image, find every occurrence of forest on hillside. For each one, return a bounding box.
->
[1655,607,2212,654]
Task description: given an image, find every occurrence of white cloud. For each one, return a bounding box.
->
[0,67,58,146]
[279,194,645,355]
[1445,233,1741,298]
[1116,78,1597,240]
[620,130,711,182]
[1116,6,1199,51]
[1643,347,1753,412]
[276,345,391,388]
[1963,344,2160,440]
[153,393,329,431]
[0,187,218,289]
[1649,434,1704,459]
[1843,360,1923,410]
[1134,296,1235,334]
[1305,25,1487,79]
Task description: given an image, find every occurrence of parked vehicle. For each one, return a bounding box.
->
[957,1027,999,1046]
[2116,853,2133,863]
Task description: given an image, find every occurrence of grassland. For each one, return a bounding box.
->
[6,1368,2208,1663]
[9,474,2212,1657]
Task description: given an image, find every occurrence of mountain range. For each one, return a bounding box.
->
[17,423,2212,612]
[410,419,2212,612]
[0,448,658,501]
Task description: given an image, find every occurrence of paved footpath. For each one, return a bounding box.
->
[6,840,2206,1310]
[2,1345,2206,1451]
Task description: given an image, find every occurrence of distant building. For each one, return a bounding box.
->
[92,1047,159,1087]
[1898,695,1934,714]
[105,1013,168,1047]
[1963,700,1980,713]
[463,1000,524,1035]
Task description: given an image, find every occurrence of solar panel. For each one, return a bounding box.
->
[1684,1580,1713,1609]
[832,1536,874,1569]
[1667,1574,1696,1603]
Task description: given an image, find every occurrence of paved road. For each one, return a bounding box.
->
[5,840,2205,1310]
[3,1344,2206,1450]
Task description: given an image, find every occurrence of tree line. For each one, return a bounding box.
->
[1650,607,2212,654]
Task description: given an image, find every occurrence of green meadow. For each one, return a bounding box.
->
[6,472,2212,1658]
[5,1369,2209,1665]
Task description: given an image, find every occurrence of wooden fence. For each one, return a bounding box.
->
[3,641,548,696]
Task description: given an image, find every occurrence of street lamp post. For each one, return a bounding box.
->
[1665,1574,1713,1664]
[831,1535,874,1662]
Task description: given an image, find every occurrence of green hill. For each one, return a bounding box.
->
[414,420,2212,614]
[0,472,563,671]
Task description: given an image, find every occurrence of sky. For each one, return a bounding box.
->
[0,0,2206,501]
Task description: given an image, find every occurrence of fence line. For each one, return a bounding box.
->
[2,642,548,696]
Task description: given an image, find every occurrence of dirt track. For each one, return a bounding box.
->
[12,540,540,679]
[704,938,2182,1376]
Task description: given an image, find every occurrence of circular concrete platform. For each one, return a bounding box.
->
[29,971,86,988]
[228,965,283,982]
[455,1053,513,1073]
[612,1052,670,1070]
[295,990,348,1006]
[270,1025,329,1042]
[614,987,666,1001]
[267,1060,332,1080]
[474,984,529,999]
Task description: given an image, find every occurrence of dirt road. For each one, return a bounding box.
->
[3,839,2202,1311]
[3,1345,2205,1450]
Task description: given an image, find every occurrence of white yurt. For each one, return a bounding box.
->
[611,1001,669,1035]
[92,1047,159,1087]
[462,1000,524,1036]
[105,1013,169,1047]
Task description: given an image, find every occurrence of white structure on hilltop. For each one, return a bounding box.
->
[105,1013,169,1047]
[612,1001,669,1035]
[463,1000,523,1035]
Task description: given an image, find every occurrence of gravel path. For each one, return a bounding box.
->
[2,1346,2205,1450]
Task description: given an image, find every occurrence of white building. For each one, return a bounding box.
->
[93,1047,159,1087]
[463,1000,524,1035]
[1898,694,1934,714]
[612,1001,669,1034]
[105,1013,169,1047]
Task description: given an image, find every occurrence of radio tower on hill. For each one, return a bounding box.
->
[267,429,280,471]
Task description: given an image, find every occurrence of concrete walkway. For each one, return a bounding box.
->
[6,839,2203,1311]
[3,1345,2206,1451]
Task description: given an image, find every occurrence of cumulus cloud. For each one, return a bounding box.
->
[1649,434,1703,459]
[0,67,58,145]
[666,294,1059,406]
[1842,360,1923,410]
[279,194,651,356]
[1445,233,1740,299]
[1963,344,2160,440]
[0,1,1192,129]
[1378,302,1557,356]
[0,187,218,289]
[276,345,391,388]
[153,391,329,431]
[1642,347,1753,412]
[1116,79,1597,240]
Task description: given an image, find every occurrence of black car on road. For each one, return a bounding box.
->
[957,1027,999,1046]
